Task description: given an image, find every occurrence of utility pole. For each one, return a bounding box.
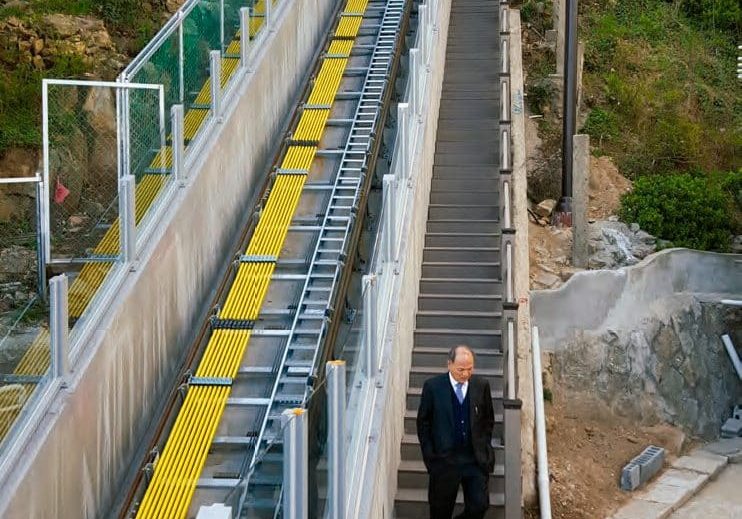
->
[553,0,578,227]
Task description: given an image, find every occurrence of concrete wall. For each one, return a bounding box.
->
[354,0,452,515]
[0,0,335,516]
[509,9,537,505]
[531,249,742,439]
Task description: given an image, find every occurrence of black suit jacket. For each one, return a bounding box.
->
[416,374,495,473]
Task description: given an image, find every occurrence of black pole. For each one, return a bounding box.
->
[554,0,578,227]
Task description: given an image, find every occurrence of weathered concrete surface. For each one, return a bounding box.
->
[670,464,742,518]
[532,250,742,439]
[510,9,537,505]
[0,0,336,516]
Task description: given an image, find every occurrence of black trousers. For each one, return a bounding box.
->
[428,457,489,519]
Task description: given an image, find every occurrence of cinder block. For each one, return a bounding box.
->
[621,462,641,491]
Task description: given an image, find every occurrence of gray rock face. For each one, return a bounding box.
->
[588,221,657,269]
[552,298,742,440]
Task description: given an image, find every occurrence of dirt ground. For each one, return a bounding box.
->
[587,155,632,221]
[530,390,688,519]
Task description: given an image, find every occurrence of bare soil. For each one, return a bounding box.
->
[533,390,688,519]
[588,155,632,221]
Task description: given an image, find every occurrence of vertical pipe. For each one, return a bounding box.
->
[506,242,513,303]
[561,0,578,201]
[501,38,509,75]
[503,180,511,229]
[50,274,69,382]
[240,7,250,66]
[171,105,185,183]
[362,275,378,379]
[119,175,136,262]
[210,50,222,121]
[532,327,553,519]
[419,5,428,67]
[35,181,47,301]
[383,175,396,264]
[178,14,185,104]
[220,0,225,54]
[41,81,51,265]
[326,361,346,519]
[282,408,308,519]
[157,85,166,163]
[500,79,511,122]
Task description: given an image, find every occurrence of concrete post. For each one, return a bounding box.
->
[554,0,565,76]
[504,397,523,519]
[282,408,308,519]
[326,361,346,519]
[572,134,589,268]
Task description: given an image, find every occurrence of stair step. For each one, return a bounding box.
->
[395,488,505,518]
[412,345,502,369]
[397,458,505,492]
[403,408,503,435]
[425,232,500,249]
[433,165,498,179]
[415,309,502,330]
[423,246,499,263]
[421,260,500,279]
[434,153,498,168]
[426,219,499,234]
[419,277,502,296]
[429,191,499,206]
[430,178,500,192]
[434,118,499,130]
[418,293,502,312]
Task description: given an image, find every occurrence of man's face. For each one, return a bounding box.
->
[448,350,474,383]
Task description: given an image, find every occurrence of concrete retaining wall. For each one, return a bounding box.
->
[532,249,742,439]
[0,0,335,516]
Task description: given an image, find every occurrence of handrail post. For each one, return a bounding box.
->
[210,50,222,122]
[362,275,378,379]
[266,0,272,29]
[326,361,347,519]
[50,274,69,384]
[119,175,136,263]
[397,103,409,181]
[171,104,185,184]
[383,175,396,266]
[240,7,251,68]
[409,49,421,119]
[282,408,308,519]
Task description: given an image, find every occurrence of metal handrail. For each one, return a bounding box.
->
[532,326,553,519]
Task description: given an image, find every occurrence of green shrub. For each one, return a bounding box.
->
[619,173,734,251]
[681,0,742,34]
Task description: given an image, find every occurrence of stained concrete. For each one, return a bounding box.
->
[670,464,742,519]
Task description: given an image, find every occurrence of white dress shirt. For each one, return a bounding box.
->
[449,372,468,400]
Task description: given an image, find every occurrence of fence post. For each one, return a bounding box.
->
[266,0,272,30]
[362,275,378,380]
[219,0,225,54]
[210,50,222,122]
[178,13,185,103]
[119,175,136,263]
[326,361,346,519]
[383,175,396,266]
[50,274,69,383]
[409,49,420,120]
[397,103,409,182]
[282,408,308,519]
[171,104,185,185]
[419,5,429,67]
[240,7,251,68]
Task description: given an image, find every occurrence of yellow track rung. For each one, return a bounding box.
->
[294,109,330,142]
[335,16,363,39]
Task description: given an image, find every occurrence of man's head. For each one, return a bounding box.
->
[447,345,475,383]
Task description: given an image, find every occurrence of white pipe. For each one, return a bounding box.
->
[532,327,552,519]
[720,299,742,307]
[721,334,742,381]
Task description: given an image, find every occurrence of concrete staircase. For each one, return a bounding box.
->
[393,0,506,516]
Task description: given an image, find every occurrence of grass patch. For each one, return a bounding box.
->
[580,0,741,178]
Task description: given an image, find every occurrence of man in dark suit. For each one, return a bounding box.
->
[417,344,495,519]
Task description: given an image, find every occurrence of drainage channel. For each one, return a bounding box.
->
[116,0,410,517]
